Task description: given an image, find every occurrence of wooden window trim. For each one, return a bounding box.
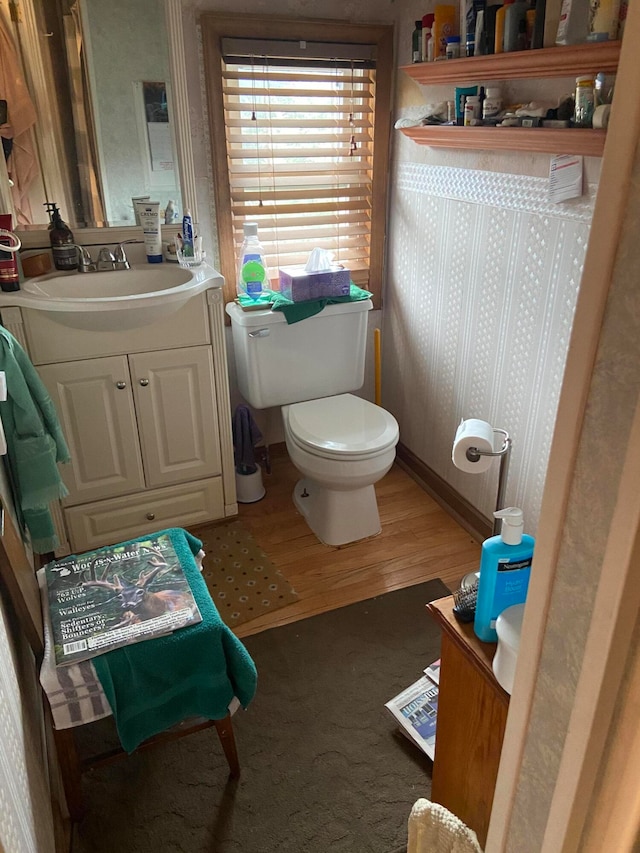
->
[200,13,393,309]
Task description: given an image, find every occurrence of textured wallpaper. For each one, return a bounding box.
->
[385,161,594,534]
[0,595,55,853]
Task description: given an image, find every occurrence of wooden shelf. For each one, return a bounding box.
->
[400,41,621,85]
[400,125,607,156]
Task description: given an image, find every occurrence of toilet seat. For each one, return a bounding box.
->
[284,394,399,462]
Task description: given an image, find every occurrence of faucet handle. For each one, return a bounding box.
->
[75,245,96,273]
[113,243,131,270]
[97,247,116,271]
[115,239,143,270]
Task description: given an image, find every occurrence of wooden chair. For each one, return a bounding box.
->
[0,503,240,822]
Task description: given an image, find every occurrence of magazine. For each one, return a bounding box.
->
[385,672,439,760]
[45,533,202,666]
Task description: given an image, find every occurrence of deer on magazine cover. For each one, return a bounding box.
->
[81,555,194,628]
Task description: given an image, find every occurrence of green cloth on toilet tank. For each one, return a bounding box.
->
[92,527,258,753]
[271,283,372,323]
[235,284,372,324]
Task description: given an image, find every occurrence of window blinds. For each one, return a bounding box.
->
[220,48,377,285]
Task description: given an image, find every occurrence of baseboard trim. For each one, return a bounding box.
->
[395,443,491,543]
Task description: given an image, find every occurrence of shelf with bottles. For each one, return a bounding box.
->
[398,124,606,156]
[400,40,621,85]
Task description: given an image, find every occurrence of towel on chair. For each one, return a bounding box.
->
[232,404,263,474]
[0,326,70,552]
[92,527,258,753]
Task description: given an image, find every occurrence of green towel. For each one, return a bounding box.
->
[92,527,258,753]
[235,284,373,324]
[271,283,373,324]
[0,327,70,552]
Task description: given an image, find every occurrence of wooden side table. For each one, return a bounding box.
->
[426,595,509,849]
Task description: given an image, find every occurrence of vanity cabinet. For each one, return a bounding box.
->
[1,288,237,553]
[399,41,621,156]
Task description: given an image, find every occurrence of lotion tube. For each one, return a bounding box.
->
[135,200,162,263]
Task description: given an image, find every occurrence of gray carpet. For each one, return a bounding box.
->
[72,579,449,853]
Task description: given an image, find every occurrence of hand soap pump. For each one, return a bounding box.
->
[474,507,534,643]
[44,203,78,271]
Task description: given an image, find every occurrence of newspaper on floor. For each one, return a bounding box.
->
[385,668,439,761]
[424,658,441,685]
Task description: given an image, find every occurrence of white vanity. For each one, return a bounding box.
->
[0,264,237,554]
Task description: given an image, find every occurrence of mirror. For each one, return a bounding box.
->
[1,0,190,233]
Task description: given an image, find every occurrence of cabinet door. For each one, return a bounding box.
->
[38,356,145,506]
[129,346,222,489]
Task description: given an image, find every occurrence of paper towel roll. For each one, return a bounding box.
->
[452,419,494,474]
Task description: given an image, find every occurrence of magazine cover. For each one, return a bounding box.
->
[45,533,202,666]
[385,674,439,760]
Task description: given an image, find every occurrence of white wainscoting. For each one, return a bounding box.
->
[384,163,595,533]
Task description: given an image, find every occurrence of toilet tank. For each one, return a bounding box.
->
[226,299,372,409]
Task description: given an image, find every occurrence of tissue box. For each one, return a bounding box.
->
[278,265,351,303]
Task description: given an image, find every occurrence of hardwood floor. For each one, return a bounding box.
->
[229,445,482,639]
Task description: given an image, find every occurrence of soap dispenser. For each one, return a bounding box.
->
[45,203,78,271]
[473,507,534,643]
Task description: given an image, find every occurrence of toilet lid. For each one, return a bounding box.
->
[285,394,399,459]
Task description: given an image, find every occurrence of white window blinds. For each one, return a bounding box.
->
[220,46,377,287]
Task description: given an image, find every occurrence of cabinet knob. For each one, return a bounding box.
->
[139,378,149,387]
[146,512,155,520]
[115,381,126,389]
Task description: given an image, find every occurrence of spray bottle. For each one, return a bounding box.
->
[473,507,534,642]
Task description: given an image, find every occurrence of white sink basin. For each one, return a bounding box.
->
[0,263,223,331]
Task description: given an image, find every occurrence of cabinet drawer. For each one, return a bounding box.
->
[64,477,225,552]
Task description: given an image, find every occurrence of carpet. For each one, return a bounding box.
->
[72,579,450,853]
[193,520,299,628]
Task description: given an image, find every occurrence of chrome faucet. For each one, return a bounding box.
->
[75,240,143,273]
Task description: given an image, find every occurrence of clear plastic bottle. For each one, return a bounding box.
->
[237,222,269,301]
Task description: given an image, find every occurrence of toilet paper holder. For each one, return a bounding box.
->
[457,425,512,536]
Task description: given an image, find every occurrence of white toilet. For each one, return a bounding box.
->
[226,299,399,546]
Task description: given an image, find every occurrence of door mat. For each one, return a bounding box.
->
[194,520,298,628]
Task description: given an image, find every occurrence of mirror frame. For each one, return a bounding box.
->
[11,0,197,249]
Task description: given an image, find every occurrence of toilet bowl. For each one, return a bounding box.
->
[225,299,400,546]
[282,394,399,546]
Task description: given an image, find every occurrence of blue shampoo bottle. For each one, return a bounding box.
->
[474,507,534,643]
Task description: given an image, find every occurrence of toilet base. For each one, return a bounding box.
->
[292,478,381,547]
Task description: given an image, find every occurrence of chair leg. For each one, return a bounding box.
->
[52,727,85,822]
[214,714,240,778]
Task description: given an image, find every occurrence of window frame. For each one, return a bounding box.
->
[200,13,394,308]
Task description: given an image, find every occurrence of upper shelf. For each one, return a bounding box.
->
[400,41,621,86]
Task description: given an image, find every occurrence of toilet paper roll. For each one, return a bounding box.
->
[452,419,494,474]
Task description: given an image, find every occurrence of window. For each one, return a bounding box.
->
[201,15,393,307]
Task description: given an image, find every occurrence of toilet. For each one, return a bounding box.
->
[226,299,399,546]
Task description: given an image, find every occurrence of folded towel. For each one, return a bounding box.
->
[232,404,263,474]
[270,283,372,324]
[0,326,70,552]
[92,527,258,753]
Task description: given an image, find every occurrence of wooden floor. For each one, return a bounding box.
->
[230,445,481,639]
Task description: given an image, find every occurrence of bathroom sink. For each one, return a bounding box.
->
[0,263,223,331]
